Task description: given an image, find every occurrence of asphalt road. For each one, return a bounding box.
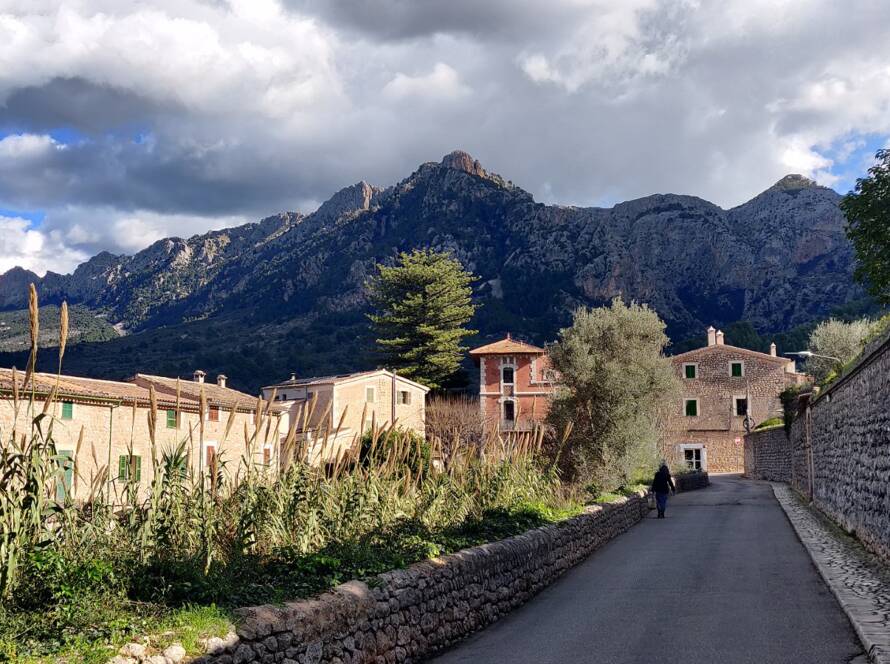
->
[431,475,865,664]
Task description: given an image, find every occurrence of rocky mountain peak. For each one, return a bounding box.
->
[441,150,487,177]
[768,174,818,192]
[312,180,384,225]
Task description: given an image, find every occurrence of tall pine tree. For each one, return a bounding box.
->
[367,249,476,390]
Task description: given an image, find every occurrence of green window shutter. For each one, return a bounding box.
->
[56,450,74,501]
[61,401,74,420]
[166,409,177,428]
[118,455,128,480]
[684,365,696,379]
[133,456,142,482]
[731,362,743,377]
[685,400,698,417]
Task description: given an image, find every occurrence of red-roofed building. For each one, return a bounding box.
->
[469,334,557,431]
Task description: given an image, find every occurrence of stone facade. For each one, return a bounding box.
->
[262,370,429,465]
[662,326,805,474]
[743,426,791,482]
[0,368,284,502]
[470,336,556,432]
[194,493,650,664]
[792,333,890,563]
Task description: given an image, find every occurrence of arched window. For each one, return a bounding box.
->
[503,400,515,422]
[502,366,514,384]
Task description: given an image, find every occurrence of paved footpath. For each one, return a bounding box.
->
[432,475,866,664]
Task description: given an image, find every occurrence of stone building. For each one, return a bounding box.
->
[262,369,429,465]
[470,335,557,431]
[0,368,285,502]
[661,326,806,473]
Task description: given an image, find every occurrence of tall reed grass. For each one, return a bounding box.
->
[0,288,574,661]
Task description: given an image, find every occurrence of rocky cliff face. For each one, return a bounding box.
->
[0,150,862,389]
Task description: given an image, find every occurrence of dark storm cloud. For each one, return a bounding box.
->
[283,0,582,41]
[0,78,171,135]
[1,0,889,276]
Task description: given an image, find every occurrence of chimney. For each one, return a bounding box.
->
[706,326,717,346]
[506,332,512,340]
[217,374,227,388]
[769,342,777,357]
[715,330,725,345]
[193,369,206,384]
[290,372,297,382]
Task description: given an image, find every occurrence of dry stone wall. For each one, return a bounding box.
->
[743,427,791,482]
[806,334,890,563]
[195,493,651,664]
[673,470,710,492]
[752,333,890,565]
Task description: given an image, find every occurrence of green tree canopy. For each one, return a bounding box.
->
[547,297,678,491]
[840,149,890,304]
[367,249,476,390]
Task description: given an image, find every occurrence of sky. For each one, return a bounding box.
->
[1,0,889,276]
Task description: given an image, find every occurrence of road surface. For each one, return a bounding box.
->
[431,475,864,664]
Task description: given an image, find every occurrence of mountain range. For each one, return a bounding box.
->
[0,151,866,392]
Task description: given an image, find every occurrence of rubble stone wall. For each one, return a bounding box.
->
[806,334,890,563]
[743,427,791,482]
[195,494,652,664]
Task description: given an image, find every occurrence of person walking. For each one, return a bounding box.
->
[651,462,675,519]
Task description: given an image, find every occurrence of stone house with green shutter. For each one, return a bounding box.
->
[0,367,285,503]
[661,327,807,473]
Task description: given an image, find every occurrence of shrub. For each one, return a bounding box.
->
[754,417,784,430]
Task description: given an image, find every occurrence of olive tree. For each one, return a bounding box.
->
[807,317,877,381]
[547,297,678,492]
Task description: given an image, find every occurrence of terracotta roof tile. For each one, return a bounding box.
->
[469,337,546,355]
[0,368,278,413]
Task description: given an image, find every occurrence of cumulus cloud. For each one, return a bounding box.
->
[382,63,470,102]
[1,0,890,276]
[0,215,88,275]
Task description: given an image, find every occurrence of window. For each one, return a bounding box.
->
[502,366,514,384]
[503,400,515,422]
[365,387,376,403]
[735,397,748,417]
[208,405,220,422]
[684,447,703,470]
[55,450,74,501]
[263,445,272,466]
[166,409,177,429]
[730,361,744,377]
[683,364,697,379]
[61,401,74,420]
[397,390,411,405]
[118,455,142,482]
[684,399,699,417]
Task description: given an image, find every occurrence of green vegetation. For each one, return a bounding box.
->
[807,315,890,389]
[0,305,118,353]
[841,148,890,304]
[367,249,477,390]
[754,417,784,430]
[0,289,576,663]
[780,386,803,435]
[806,318,873,382]
[546,297,679,492]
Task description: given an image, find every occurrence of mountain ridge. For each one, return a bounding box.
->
[0,151,863,392]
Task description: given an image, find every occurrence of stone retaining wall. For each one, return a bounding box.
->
[195,493,650,664]
[746,331,890,565]
[743,427,791,482]
[673,470,710,492]
[805,333,890,563]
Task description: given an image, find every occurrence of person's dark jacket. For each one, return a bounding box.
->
[651,466,675,494]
